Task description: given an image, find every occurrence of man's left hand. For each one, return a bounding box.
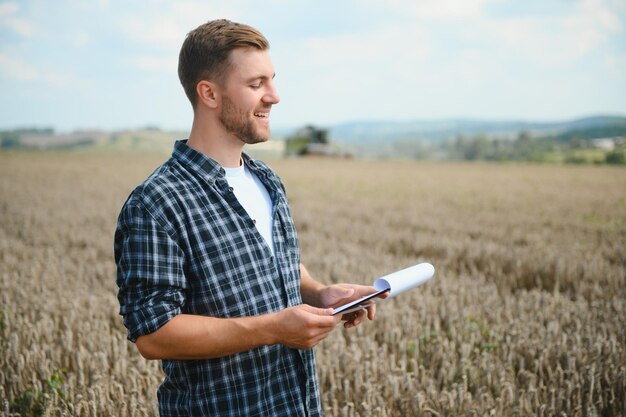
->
[318,284,387,329]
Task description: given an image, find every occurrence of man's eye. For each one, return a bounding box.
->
[250,83,261,89]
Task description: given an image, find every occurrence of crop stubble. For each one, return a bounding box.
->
[0,152,624,416]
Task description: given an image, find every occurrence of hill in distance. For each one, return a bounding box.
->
[326,115,626,148]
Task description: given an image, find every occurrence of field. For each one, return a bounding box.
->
[0,150,625,416]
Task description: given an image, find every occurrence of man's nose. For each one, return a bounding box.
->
[263,82,280,105]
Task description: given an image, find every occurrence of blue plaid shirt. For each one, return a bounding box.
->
[115,140,322,417]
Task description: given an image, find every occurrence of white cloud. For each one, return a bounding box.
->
[42,72,75,87]
[377,0,624,66]
[415,0,625,69]
[117,0,248,50]
[385,0,487,19]
[272,24,434,123]
[0,52,38,80]
[272,0,626,123]
[292,25,431,74]
[0,1,35,37]
[119,17,186,49]
[6,17,34,36]
[71,32,90,48]
[68,0,110,10]
[0,2,18,17]
[563,0,622,56]
[131,55,177,72]
[0,52,80,87]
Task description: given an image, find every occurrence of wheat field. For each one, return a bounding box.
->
[0,151,624,416]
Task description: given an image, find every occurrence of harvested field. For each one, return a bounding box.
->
[1,151,625,416]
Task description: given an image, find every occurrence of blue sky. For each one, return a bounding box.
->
[1,0,625,132]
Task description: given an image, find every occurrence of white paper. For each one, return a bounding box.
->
[373,262,435,298]
[332,262,435,315]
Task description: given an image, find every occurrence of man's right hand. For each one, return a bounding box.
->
[134,305,341,360]
[270,304,342,349]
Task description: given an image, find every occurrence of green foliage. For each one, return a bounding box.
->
[0,132,21,148]
[442,129,626,165]
[605,150,625,165]
[564,154,588,164]
[406,340,417,358]
[419,330,439,346]
[0,127,54,135]
[552,125,626,143]
[10,369,68,416]
[447,132,556,162]
[1,128,56,149]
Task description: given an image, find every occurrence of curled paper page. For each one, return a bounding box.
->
[373,262,435,298]
[332,262,435,315]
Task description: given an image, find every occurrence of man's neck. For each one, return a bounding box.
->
[187,119,243,168]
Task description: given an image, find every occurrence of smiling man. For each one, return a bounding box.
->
[114,19,381,417]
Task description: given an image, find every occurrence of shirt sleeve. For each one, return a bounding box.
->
[114,201,188,342]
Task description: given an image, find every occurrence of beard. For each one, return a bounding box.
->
[219,95,269,145]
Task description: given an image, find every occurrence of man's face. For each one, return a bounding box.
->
[218,48,280,144]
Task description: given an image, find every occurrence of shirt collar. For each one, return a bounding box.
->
[172,140,224,181]
[172,139,265,181]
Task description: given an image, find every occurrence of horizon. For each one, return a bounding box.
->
[1,0,625,132]
[4,113,626,135]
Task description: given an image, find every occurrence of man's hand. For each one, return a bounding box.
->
[319,284,388,329]
[271,304,342,349]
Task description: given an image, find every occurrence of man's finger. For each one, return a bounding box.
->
[337,286,355,298]
[313,308,342,326]
[343,309,365,328]
[301,304,333,315]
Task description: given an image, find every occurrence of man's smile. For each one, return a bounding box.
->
[254,111,270,125]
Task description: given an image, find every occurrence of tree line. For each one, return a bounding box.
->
[443,130,625,165]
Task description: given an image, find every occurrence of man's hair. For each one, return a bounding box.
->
[178,19,269,108]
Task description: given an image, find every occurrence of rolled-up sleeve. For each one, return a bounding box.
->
[114,202,187,342]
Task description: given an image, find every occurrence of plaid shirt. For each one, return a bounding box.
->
[115,140,322,417]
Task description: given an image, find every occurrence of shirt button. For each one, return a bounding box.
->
[228,187,234,192]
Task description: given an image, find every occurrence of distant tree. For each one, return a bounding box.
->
[564,154,587,164]
[605,151,625,165]
[517,130,531,143]
[0,132,21,149]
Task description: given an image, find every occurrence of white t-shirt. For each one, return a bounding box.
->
[223,162,275,256]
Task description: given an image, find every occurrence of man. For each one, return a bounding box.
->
[115,19,381,417]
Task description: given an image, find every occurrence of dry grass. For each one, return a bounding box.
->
[1,151,624,416]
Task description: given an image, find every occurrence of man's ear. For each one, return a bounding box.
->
[196,80,220,109]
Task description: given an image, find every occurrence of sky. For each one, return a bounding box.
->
[0,0,625,133]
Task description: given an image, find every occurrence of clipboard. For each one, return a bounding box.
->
[331,262,435,316]
[332,288,389,316]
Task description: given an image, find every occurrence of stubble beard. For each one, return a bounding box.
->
[219,95,269,145]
